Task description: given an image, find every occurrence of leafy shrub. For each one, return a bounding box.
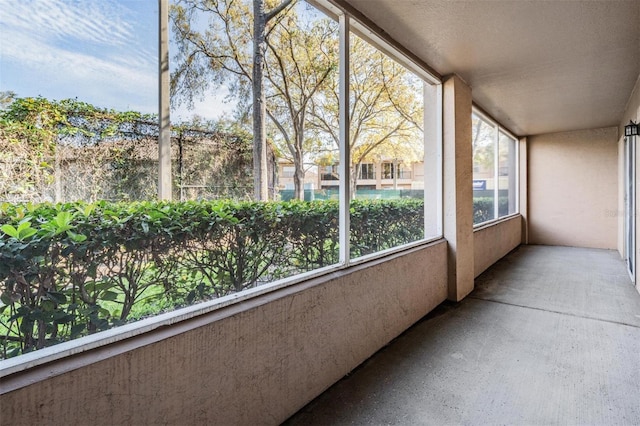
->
[473,197,510,224]
[350,198,424,257]
[0,198,423,358]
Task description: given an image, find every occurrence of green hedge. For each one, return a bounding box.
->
[473,197,511,224]
[0,199,423,358]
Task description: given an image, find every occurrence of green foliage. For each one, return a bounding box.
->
[281,200,339,269]
[0,96,155,143]
[0,198,424,359]
[0,96,157,203]
[350,198,424,257]
[1,95,256,203]
[473,197,510,224]
[173,124,254,201]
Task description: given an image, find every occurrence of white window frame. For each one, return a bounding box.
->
[319,0,444,266]
[0,0,444,372]
[472,107,519,228]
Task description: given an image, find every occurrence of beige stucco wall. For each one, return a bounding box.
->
[443,75,474,301]
[528,127,618,249]
[0,242,448,426]
[474,216,522,278]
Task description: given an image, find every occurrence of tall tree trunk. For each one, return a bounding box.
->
[293,118,305,200]
[392,158,398,190]
[350,163,360,200]
[293,151,304,201]
[252,0,269,201]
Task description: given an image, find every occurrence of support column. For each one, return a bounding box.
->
[158,0,172,200]
[443,74,473,302]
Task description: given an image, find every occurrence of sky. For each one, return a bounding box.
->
[0,0,233,119]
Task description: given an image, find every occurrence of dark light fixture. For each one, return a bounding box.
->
[625,120,639,137]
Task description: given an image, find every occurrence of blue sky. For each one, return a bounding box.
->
[0,0,161,113]
[0,0,234,119]
[0,0,332,121]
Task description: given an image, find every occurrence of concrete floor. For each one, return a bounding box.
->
[284,245,640,425]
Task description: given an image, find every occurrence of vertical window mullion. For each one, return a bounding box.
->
[493,127,499,220]
[424,82,443,237]
[158,0,171,200]
[436,84,443,236]
[338,13,350,265]
[515,137,520,213]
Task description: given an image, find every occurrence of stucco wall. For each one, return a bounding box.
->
[474,216,522,278]
[528,127,618,249]
[0,242,448,426]
[443,75,474,301]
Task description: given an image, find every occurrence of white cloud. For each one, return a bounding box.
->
[0,0,157,112]
[0,0,238,118]
[0,0,134,47]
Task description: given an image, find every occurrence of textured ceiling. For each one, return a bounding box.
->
[342,0,640,136]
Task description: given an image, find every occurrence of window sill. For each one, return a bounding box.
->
[473,213,521,232]
[0,236,445,383]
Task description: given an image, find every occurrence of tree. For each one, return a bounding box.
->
[170,0,294,201]
[310,35,424,197]
[264,9,338,200]
[471,114,495,173]
[171,1,424,200]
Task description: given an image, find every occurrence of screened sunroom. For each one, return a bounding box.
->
[1,0,639,424]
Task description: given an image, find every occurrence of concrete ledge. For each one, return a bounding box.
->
[0,240,448,426]
[474,215,522,277]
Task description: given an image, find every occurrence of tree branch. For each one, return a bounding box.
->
[265,0,295,23]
